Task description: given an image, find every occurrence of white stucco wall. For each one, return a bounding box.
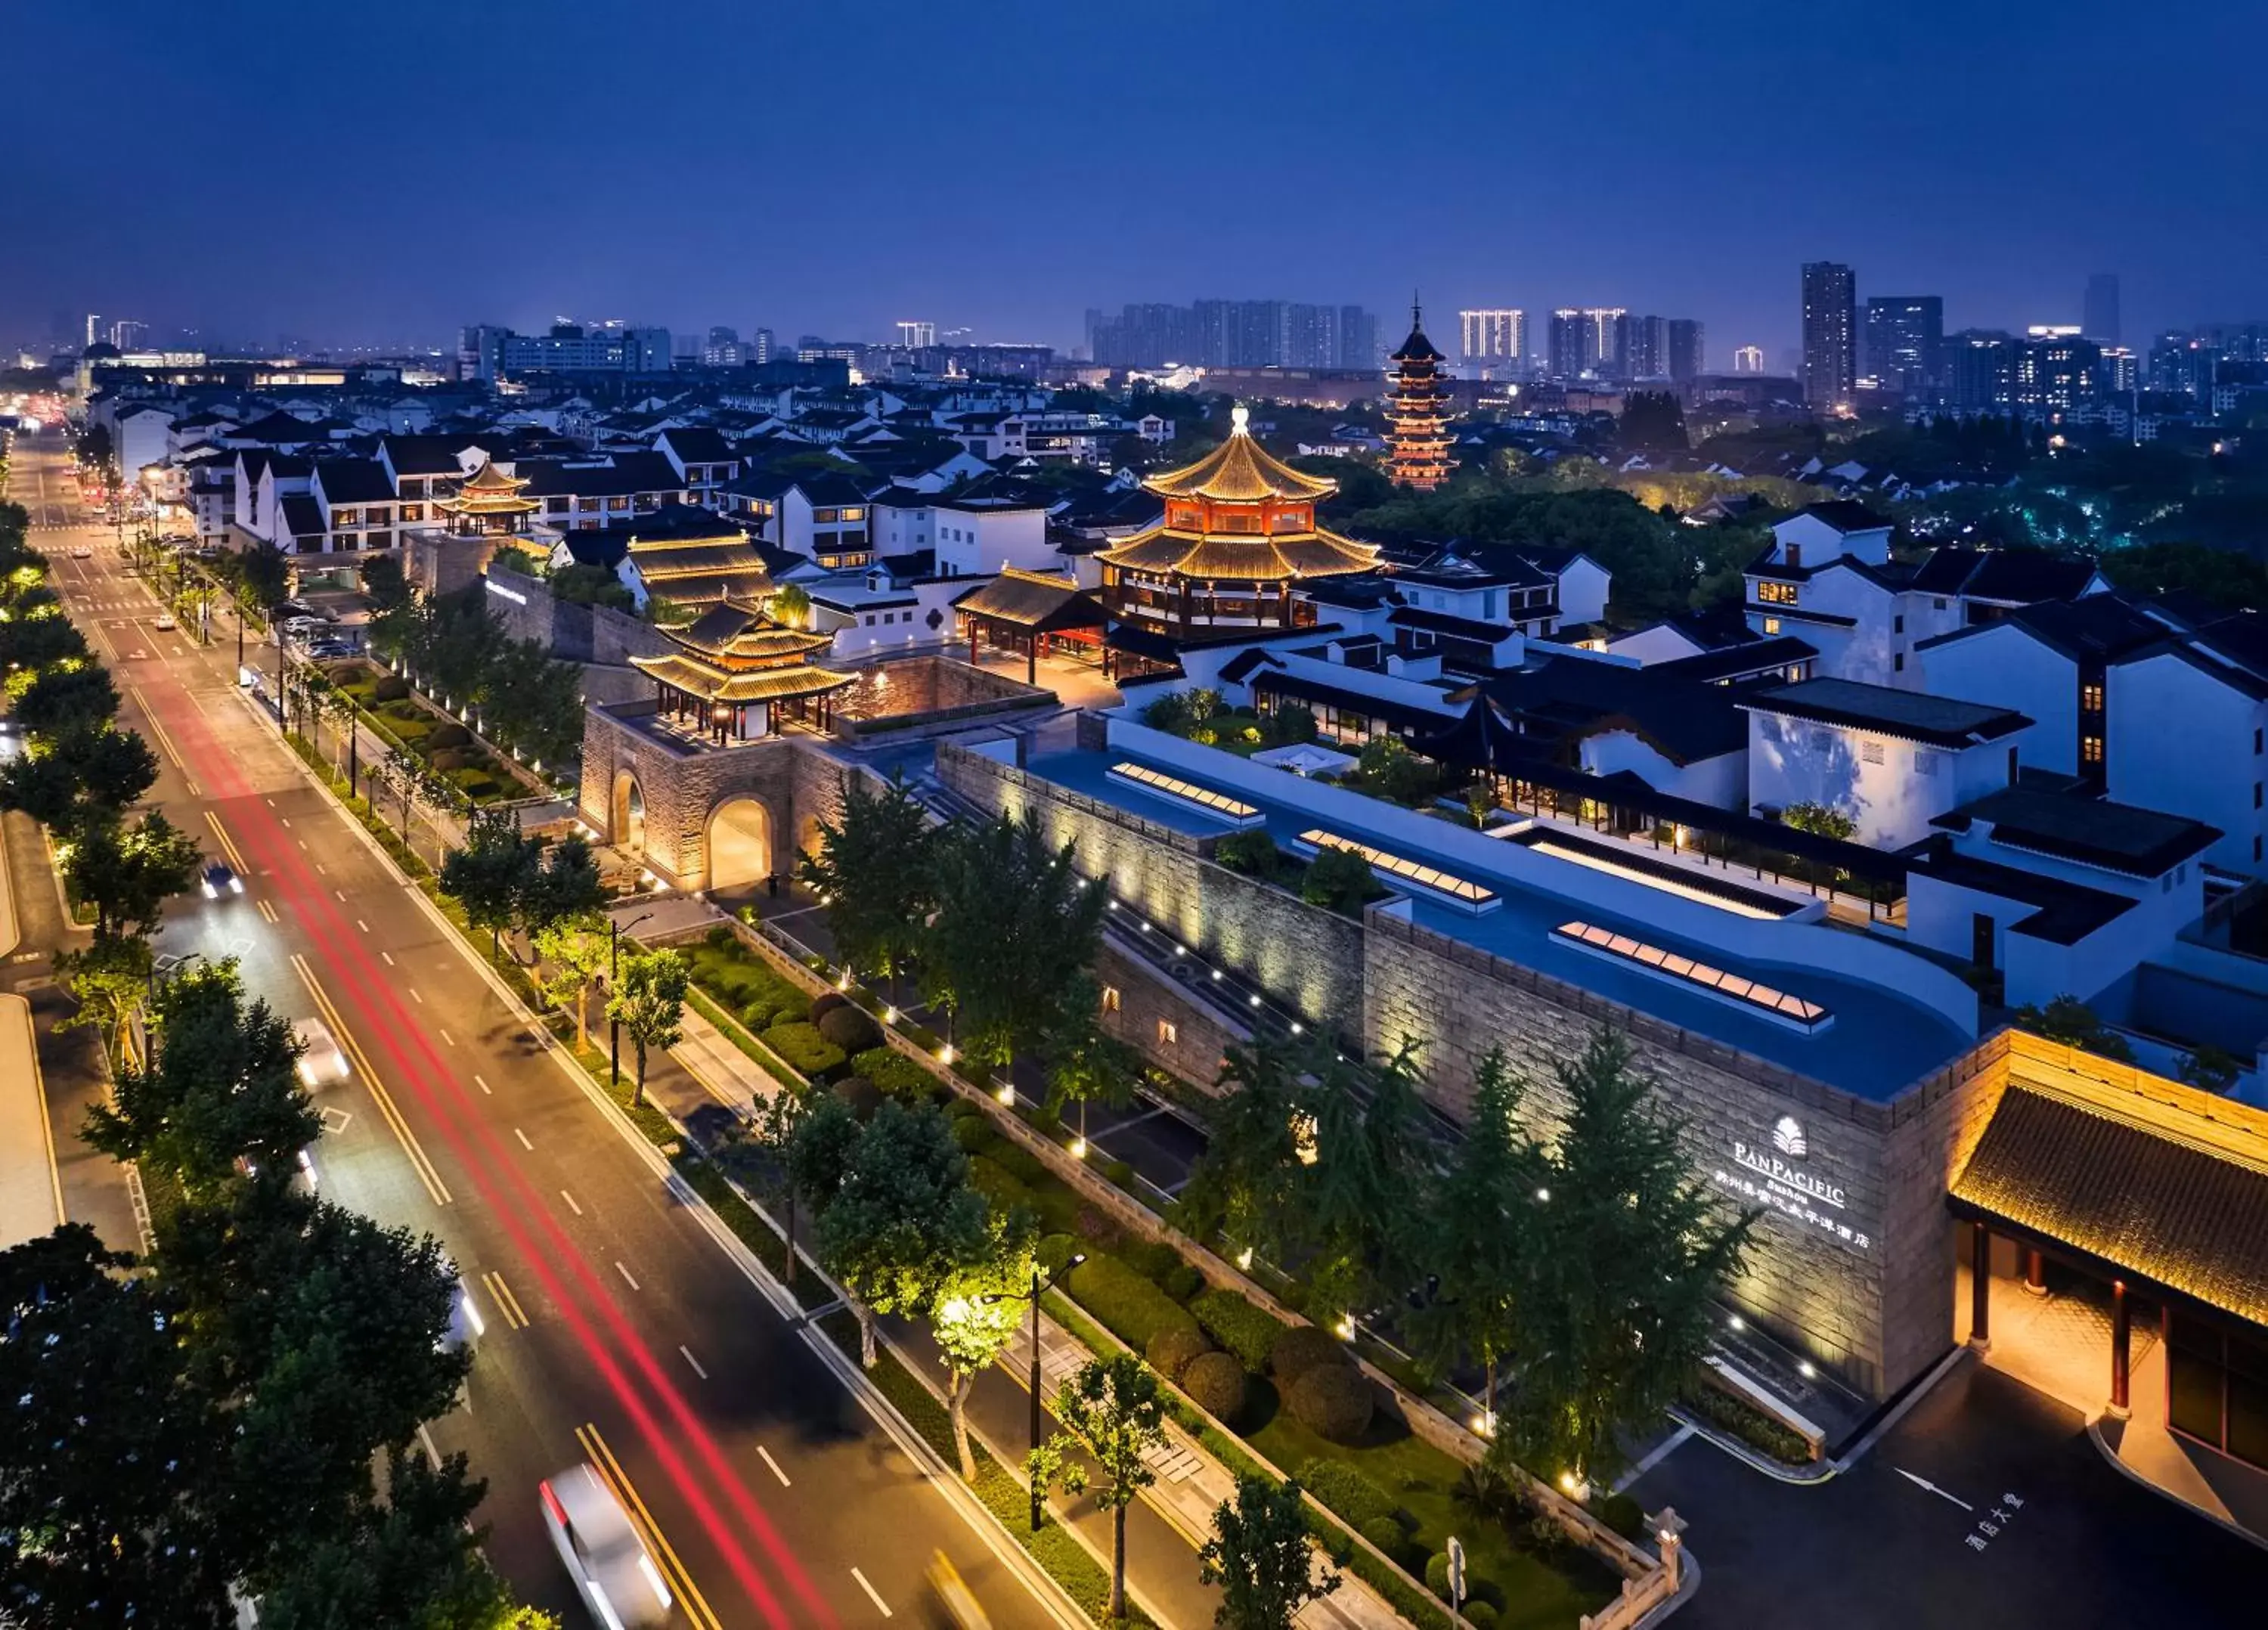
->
[1748,712,2017,851]
[1581,729,1746,810]
[2108,653,2267,875]
[1919,625,2077,774]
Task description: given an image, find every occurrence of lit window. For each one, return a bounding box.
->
[1157,1018,1178,1046]
[2083,736,2105,765]
[1762,617,1782,636]
[1101,987,1121,1014]
[1755,581,1799,606]
[2082,683,2105,711]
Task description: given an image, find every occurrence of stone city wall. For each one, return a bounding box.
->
[1095,938,1252,1087]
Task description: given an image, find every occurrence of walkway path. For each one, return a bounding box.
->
[0,801,64,1250]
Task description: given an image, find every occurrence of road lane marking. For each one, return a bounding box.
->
[129,687,187,768]
[474,1074,492,1095]
[380,950,395,965]
[439,1029,456,1047]
[679,1344,707,1380]
[417,1423,442,1469]
[357,919,370,933]
[315,862,327,875]
[203,809,249,873]
[256,898,279,925]
[333,888,344,901]
[615,1261,640,1291]
[851,1566,892,1617]
[279,816,291,827]
[513,1127,534,1151]
[559,1188,581,1215]
[290,953,450,1207]
[408,987,423,1004]
[757,1446,792,1488]
[481,1270,531,1330]
[578,1424,723,1630]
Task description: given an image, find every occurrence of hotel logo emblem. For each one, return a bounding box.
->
[1773,1117,1807,1157]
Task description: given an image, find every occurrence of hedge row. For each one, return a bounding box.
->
[1065,1254,1198,1352]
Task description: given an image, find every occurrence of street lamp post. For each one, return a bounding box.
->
[984,1252,1085,1529]
[608,911,655,1083]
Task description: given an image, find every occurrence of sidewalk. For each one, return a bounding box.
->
[0,819,65,1250]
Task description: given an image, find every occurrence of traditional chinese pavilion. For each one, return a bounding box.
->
[1384,300,1455,490]
[627,597,855,741]
[435,457,539,536]
[1095,405,1378,670]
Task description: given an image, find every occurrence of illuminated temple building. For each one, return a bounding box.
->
[627,597,854,740]
[1095,404,1379,674]
[435,456,538,535]
[1383,301,1454,490]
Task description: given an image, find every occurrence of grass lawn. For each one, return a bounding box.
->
[1242,1379,1619,1630]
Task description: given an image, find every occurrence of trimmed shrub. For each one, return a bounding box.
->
[763,1021,847,1082]
[987,1139,1050,1185]
[807,991,849,1024]
[739,999,781,1033]
[425,721,472,751]
[1424,1553,1452,1602]
[1597,1492,1645,1540]
[816,1005,881,1055]
[1161,1263,1204,1303]
[1357,1517,1405,1561]
[1464,1603,1498,1630]
[1066,1253,1199,1352]
[1297,1459,1397,1532]
[1286,1362,1374,1443]
[1101,1157,1136,1191]
[968,1156,1034,1217]
[1145,1324,1212,1381]
[704,925,735,950]
[1036,1232,1080,1276]
[372,674,409,702]
[1269,1324,1351,1385]
[1191,1289,1284,1373]
[1180,1350,1246,1424]
[426,748,469,773]
[853,1046,936,1102]
[951,1116,997,1154]
[1122,1238,1181,1284]
[829,1075,882,1120]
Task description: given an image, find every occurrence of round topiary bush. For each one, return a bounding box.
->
[1180,1350,1246,1424]
[951,1115,995,1154]
[1286,1362,1374,1443]
[1145,1324,1212,1381]
[816,1004,881,1055]
[1357,1516,1404,1560]
[1424,1552,1452,1602]
[829,1075,882,1120]
[425,722,471,751]
[1161,1263,1204,1303]
[372,674,410,702]
[807,991,849,1024]
[740,999,778,1033]
[1269,1324,1350,1385]
[1464,1602,1499,1629]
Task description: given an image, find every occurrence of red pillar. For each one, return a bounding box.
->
[2025,1248,2047,1295]
[2109,1281,2131,1418]
[1969,1223,1992,1350]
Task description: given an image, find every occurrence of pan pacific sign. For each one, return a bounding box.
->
[1714,1118,1871,1252]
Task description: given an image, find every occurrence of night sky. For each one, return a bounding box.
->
[9,1,2265,360]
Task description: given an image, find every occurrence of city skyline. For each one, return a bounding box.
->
[8,1,2266,358]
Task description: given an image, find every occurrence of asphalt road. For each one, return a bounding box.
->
[1626,1355,2268,1628]
[12,434,1075,1630]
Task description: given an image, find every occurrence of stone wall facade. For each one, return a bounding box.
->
[1096,940,1252,1088]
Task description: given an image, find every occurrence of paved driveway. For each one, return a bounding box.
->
[1628,1356,2268,1627]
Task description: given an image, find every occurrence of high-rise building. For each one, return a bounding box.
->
[751,327,774,365]
[84,314,104,348]
[1582,308,1629,377]
[1384,302,1455,490]
[701,326,744,366]
[2011,333,2101,415]
[1626,315,1675,380]
[2084,274,2121,345]
[1666,319,1705,385]
[897,321,937,349]
[1864,296,1943,397]
[1801,261,1858,408]
[1086,300,1377,370]
[109,318,147,352]
[1547,309,1586,378]
[1284,303,1339,368]
[1337,305,1379,370]
[1942,330,2016,414]
[1733,344,1765,373]
[1459,308,1526,370]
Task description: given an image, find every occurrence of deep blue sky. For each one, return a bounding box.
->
[9,1,2264,361]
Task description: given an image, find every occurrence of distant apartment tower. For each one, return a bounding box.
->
[2084,274,2121,345]
[1665,318,1705,384]
[1864,296,1943,397]
[1801,261,1858,408]
[702,326,744,366]
[751,327,774,365]
[1546,310,1585,378]
[1088,300,1377,370]
[84,314,104,348]
[109,318,148,352]
[897,321,937,349]
[1459,308,1526,370]
[1338,305,1379,370]
[1582,308,1628,377]
[1732,345,1765,373]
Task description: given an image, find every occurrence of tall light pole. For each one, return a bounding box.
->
[984,1252,1084,1530]
[608,912,655,1083]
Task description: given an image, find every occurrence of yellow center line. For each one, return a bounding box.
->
[203,809,249,875]
[128,686,187,770]
[576,1424,723,1630]
[290,954,451,1207]
[481,1269,531,1330]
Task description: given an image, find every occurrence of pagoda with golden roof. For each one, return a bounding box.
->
[627,597,854,741]
[436,457,538,535]
[1384,299,1455,490]
[1095,405,1378,664]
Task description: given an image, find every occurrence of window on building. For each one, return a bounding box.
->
[2083,735,2105,764]
[1762,617,1782,636]
[1784,544,1802,568]
[2083,682,2105,711]
[400,504,424,522]
[1934,597,1949,610]
[2256,727,2263,755]
[1101,987,1120,1014]
[1913,748,1938,776]
[1893,614,1904,634]
[2257,782,2263,810]
[1157,1018,1177,1046]
[1894,653,1906,673]
[1861,740,1885,766]
[333,508,359,526]
[1756,581,1799,605]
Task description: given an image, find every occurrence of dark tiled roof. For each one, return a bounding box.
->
[2190,612,2268,685]
[1907,848,2134,944]
[277,494,326,538]
[951,569,1105,631]
[1792,499,1891,533]
[1910,545,2101,604]
[312,458,396,505]
[1915,593,2166,660]
[657,426,736,463]
[1742,677,2031,747]
[1470,655,1749,765]
[1387,605,1520,644]
[1648,634,1818,685]
[234,411,327,444]
[1932,786,2220,878]
[519,451,686,498]
[1952,1083,2268,1325]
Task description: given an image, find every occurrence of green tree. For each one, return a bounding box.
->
[0,604,90,671]
[84,960,320,1200]
[1300,844,1384,915]
[607,948,689,1108]
[1781,800,1857,841]
[12,659,119,736]
[64,808,203,937]
[1619,390,1689,454]
[931,1215,1037,1478]
[1198,1474,1340,1630]
[534,912,611,1051]
[1297,1043,1430,1328]
[237,541,291,621]
[2180,1044,2242,1095]
[770,582,813,628]
[440,812,543,965]
[814,1098,987,1369]
[797,773,937,990]
[0,720,157,837]
[2012,994,2136,1062]
[1176,1038,1306,1270]
[51,931,155,1068]
[1036,1354,1167,1621]
[518,832,605,943]
[1501,1030,1755,1487]
[779,1086,863,1288]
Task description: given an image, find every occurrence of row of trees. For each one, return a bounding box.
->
[2,959,552,1626]
[367,578,583,772]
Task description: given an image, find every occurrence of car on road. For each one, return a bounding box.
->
[70,546,91,559]
[152,613,176,631]
[202,862,243,899]
[928,1551,993,1629]
[540,1465,672,1628]
[290,1017,350,1085]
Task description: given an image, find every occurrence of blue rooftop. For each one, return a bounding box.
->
[1027,745,1974,1103]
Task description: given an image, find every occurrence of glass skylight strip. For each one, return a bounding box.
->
[1109,761,1259,822]
[1298,828,1496,904]
[1527,838,1789,919]
[1553,920,1830,1030]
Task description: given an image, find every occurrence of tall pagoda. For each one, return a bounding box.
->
[435,457,538,536]
[627,597,854,742]
[1094,404,1379,671]
[1384,299,1455,490]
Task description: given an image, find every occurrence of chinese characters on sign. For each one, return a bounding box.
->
[1964,1492,2025,1553]
[1714,1120,1871,1251]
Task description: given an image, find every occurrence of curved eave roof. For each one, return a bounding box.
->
[1142,429,1337,503]
[1392,329,1445,363]
[630,652,855,702]
[1095,524,1380,582]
